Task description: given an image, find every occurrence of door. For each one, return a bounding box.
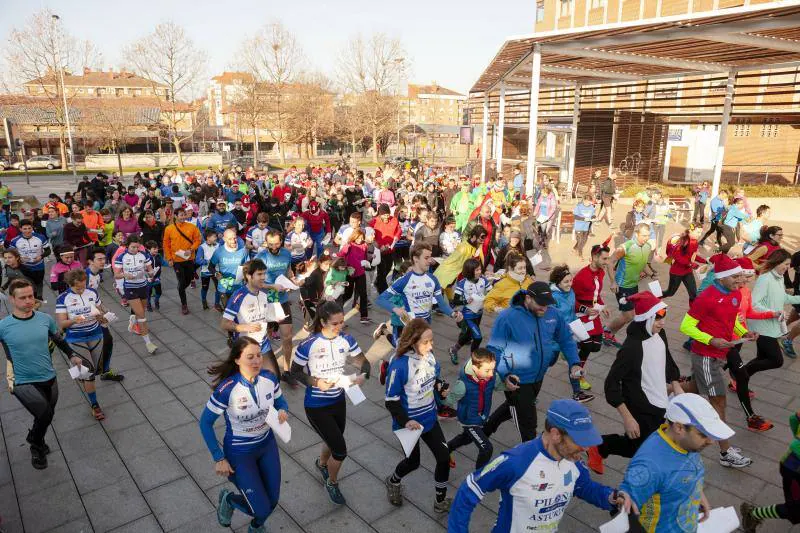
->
[668,146,689,181]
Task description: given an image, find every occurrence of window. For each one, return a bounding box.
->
[591,0,606,7]
[536,0,545,22]
[115,88,124,97]
[557,0,574,18]
[760,118,779,138]
[734,118,752,137]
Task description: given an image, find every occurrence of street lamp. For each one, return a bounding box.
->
[52,14,78,183]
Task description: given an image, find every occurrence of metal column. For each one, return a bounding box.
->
[566,84,581,196]
[481,94,489,182]
[525,44,542,198]
[711,70,736,198]
[496,83,506,174]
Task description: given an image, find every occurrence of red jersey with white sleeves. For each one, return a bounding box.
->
[572,265,605,336]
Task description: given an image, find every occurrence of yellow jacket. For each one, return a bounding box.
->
[484,274,534,313]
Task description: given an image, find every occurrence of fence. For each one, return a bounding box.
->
[720,164,800,185]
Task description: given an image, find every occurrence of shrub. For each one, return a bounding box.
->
[619,184,800,198]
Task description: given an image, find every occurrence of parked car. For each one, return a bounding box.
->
[0,158,8,171]
[12,155,60,170]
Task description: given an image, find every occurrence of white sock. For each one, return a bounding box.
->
[142,334,152,345]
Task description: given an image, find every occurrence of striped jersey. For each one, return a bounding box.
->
[223,285,272,351]
[10,233,49,270]
[386,271,443,320]
[114,250,152,289]
[293,332,362,408]
[385,351,440,431]
[56,288,103,342]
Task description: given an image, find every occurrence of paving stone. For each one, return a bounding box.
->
[180,450,220,491]
[124,446,187,492]
[172,381,213,407]
[69,447,130,495]
[277,470,339,526]
[304,506,374,533]
[106,514,163,533]
[142,353,185,372]
[83,477,151,532]
[96,401,146,433]
[161,422,206,458]
[126,382,178,409]
[141,401,194,432]
[118,366,160,390]
[58,423,113,462]
[44,516,94,533]
[108,422,165,459]
[10,450,72,497]
[372,503,444,533]
[158,366,202,389]
[144,476,213,531]
[335,469,396,523]
[18,480,85,533]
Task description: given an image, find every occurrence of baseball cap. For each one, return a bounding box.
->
[525,281,556,306]
[546,399,602,447]
[665,393,734,441]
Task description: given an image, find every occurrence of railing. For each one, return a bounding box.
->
[721,164,800,185]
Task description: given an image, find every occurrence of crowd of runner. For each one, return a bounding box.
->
[1,162,799,532]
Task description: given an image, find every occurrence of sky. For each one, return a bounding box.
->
[0,0,536,96]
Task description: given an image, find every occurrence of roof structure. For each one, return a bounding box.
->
[25,69,165,89]
[0,96,169,126]
[470,2,800,95]
[408,84,465,98]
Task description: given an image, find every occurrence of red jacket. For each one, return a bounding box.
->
[572,265,605,336]
[667,237,706,276]
[301,209,331,234]
[687,283,743,359]
[369,216,401,250]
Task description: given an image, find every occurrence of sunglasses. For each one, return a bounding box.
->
[655,308,667,319]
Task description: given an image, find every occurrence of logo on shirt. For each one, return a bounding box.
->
[563,471,572,485]
[534,483,554,491]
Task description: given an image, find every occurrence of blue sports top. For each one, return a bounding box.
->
[385,351,440,431]
[254,248,293,303]
[0,312,58,385]
[10,233,49,271]
[293,332,362,407]
[210,243,249,294]
[377,270,453,320]
[114,250,152,289]
[223,285,272,352]
[55,288,103,342]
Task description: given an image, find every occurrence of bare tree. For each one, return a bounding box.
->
[3,9,102,169]
[123,21,207,167]
[238,22,304,164]
[84,103,159,176]
[228,74,267,164]
[338,34,407,162]
[286,73,334,159]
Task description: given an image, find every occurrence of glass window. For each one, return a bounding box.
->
[536,0,545,22]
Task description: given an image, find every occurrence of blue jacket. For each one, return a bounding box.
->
[709,196,726,222]
[487,290,579,384]
[207,212,238,236]
[456,365,497,426]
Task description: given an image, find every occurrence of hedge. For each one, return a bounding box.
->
[619,184,800,198]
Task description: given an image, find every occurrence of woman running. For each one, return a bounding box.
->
[661,224,706,304]
[384,318,452,513]
[113,235,157,353]
[291,301,370,505]
[200,337,289,533]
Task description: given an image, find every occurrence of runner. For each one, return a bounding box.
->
[448,258,490,365]
[1,279,81,469]
[199,337,288,533]
[448,399,635,532]
[9,219,50,300]
[483,253,534,313]
[384,319,453,513]
[245,212,270,257]
[661,224,706,303]
[85,247,123,382]
[209,228,250,309]
[114,235,157,354]
[291,301,370,505]
[163,206,202,315]
[196,229,222,311]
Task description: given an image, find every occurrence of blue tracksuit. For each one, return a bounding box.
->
[207,211,238,236]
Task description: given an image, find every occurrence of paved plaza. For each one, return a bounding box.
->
[0,213,799,532]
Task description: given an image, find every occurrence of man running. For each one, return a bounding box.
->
[85,247,123,382]
[163,207,202,315]
[10,219,50,300]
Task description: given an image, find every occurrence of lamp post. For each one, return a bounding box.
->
[52,14,78,183]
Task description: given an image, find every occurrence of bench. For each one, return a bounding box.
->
[555,211,575,244]
[668,196,692,223]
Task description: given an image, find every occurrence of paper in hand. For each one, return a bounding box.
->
[394,427,423,458]
[274,275,299,291]
[69,365,92,380]
[265,407,292,443]
[599,511,629,533]
[697,507,740,533]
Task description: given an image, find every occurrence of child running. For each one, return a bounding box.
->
[449,258,491,365]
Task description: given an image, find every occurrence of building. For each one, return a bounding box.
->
[469,1,800,191]
[24,68,170,100]
[395,83,468,160]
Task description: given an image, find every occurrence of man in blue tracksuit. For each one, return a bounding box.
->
[207,200,238,237]
[483,282,584,442]
[448,399,635,533]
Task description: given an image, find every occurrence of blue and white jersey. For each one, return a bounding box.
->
[223,285,271,352]
[114,251,152,289]
[284,230,311,260]
[255,248,293,303]
[293,333,362,408]
[449,437,613,533]
[207,211,237,236]
[56,288,103,342]
[454,277,491,319]
[205,370,288,455]
[385,351,439,431]
[336,223,355,248]
[386,271,443,320]
[210,244,249,294]
[85,267,102,291]
[195,242,219,276]
[10,233,49,270]
[246,225,269,256]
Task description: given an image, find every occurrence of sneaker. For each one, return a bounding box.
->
[181,304,189,315]
[100,370,124,382]
[728,380,755,399]
[217,488,234,527]
[315,458,329,482]
[739,502,761,533]
[586,446,604,474]
[572,391,595,403]
[145,342,158,354]
[91,404,105,420]
[782,338,797,359]
[433,497,453,513]
[449,454,456,469]
[372,322,388,340]
[248,525,266,533]
[25,432,50,455]
[121,298,129,308]
[202,301,209,310]
[719,447,752,468]
[602,329,622,348]
[579,377,592,391]
[30,444,47,470]
[359,317,372,325]
[385,476,403,506]
[747,415,774,432]
[438,406,457,420]
[127,315,136,332]
[325,480,346,505]
[449,345,459,365]
[214,303,224,313]
[281,371,299,389]
[154,300,160,311]
[379,360,389,385]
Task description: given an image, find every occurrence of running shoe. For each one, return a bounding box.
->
[127,314,137,333]
[739,502,761,533]
[385,476,403,506]
[100,370,125,382]
[315,458,329,482]
[30,444,47,470]
[202,301,209,311]
[181,304,189,315]
[121,298,129,308]
[91,404,105,421]
[579,377,592,391]
[145,342,158,354]
[449,454,456,469]
[782,338,797,359]
[602,329,622,348]
[449,345,459,366]
[325,480,346,505]
[719,447,752,468]
[372,322,388,340]
[433,497,453,513]
[572,391,594,403]
[437,406,457,420]
[747,415,774,432]
[247,525,266,533]
[214,303,224,313]
[217,488,234,527]
[359,317,372,325]
[586,446,604,475]
[728,380,755,399]
[26,432,50,455]
[379,360,389,385]
[281,371,299,389]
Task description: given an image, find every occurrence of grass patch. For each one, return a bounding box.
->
[620,184,800,198]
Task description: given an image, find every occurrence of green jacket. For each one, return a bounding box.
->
[749,269,800,337]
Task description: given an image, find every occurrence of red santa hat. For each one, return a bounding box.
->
[710,254,742,279]
[736,257,755,275]
[626,291,668,322]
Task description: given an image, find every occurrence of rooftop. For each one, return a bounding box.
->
[408,83,465,98]
[25,68,165,89]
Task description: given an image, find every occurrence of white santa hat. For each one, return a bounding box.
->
[710,254,742,279]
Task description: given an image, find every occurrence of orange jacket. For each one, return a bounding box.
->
[163,221,201,263]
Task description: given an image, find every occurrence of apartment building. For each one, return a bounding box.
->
[24,68,170,99]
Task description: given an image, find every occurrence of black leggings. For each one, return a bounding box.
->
[13,378,58,446]
[745,335,784,377]
[21,267,44,300]
[173,260,196,306]
[662,272,698,303]
[393,421,449,488]
[719,225,737,254]
[305,399,347,461]
[483,381,543,442]
[699,221,721,245]
[456,315,483,352]
[726,345,755,418]
[447,426,493,470]
[375,250,395,294]
[597,409,664,459]
[341,275,368,319]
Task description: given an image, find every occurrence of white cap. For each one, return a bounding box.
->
[665,393,734,441]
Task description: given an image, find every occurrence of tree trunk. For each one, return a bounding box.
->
[174,137,184,167]
[59,131,68,170]
[312,131,318,158]
[372,122,378,163]
[115,141,123,177]
[279,141,286,165]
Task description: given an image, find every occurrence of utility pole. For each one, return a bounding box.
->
[52,14,78,184]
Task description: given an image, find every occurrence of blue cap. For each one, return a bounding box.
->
[546,399,602,447]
